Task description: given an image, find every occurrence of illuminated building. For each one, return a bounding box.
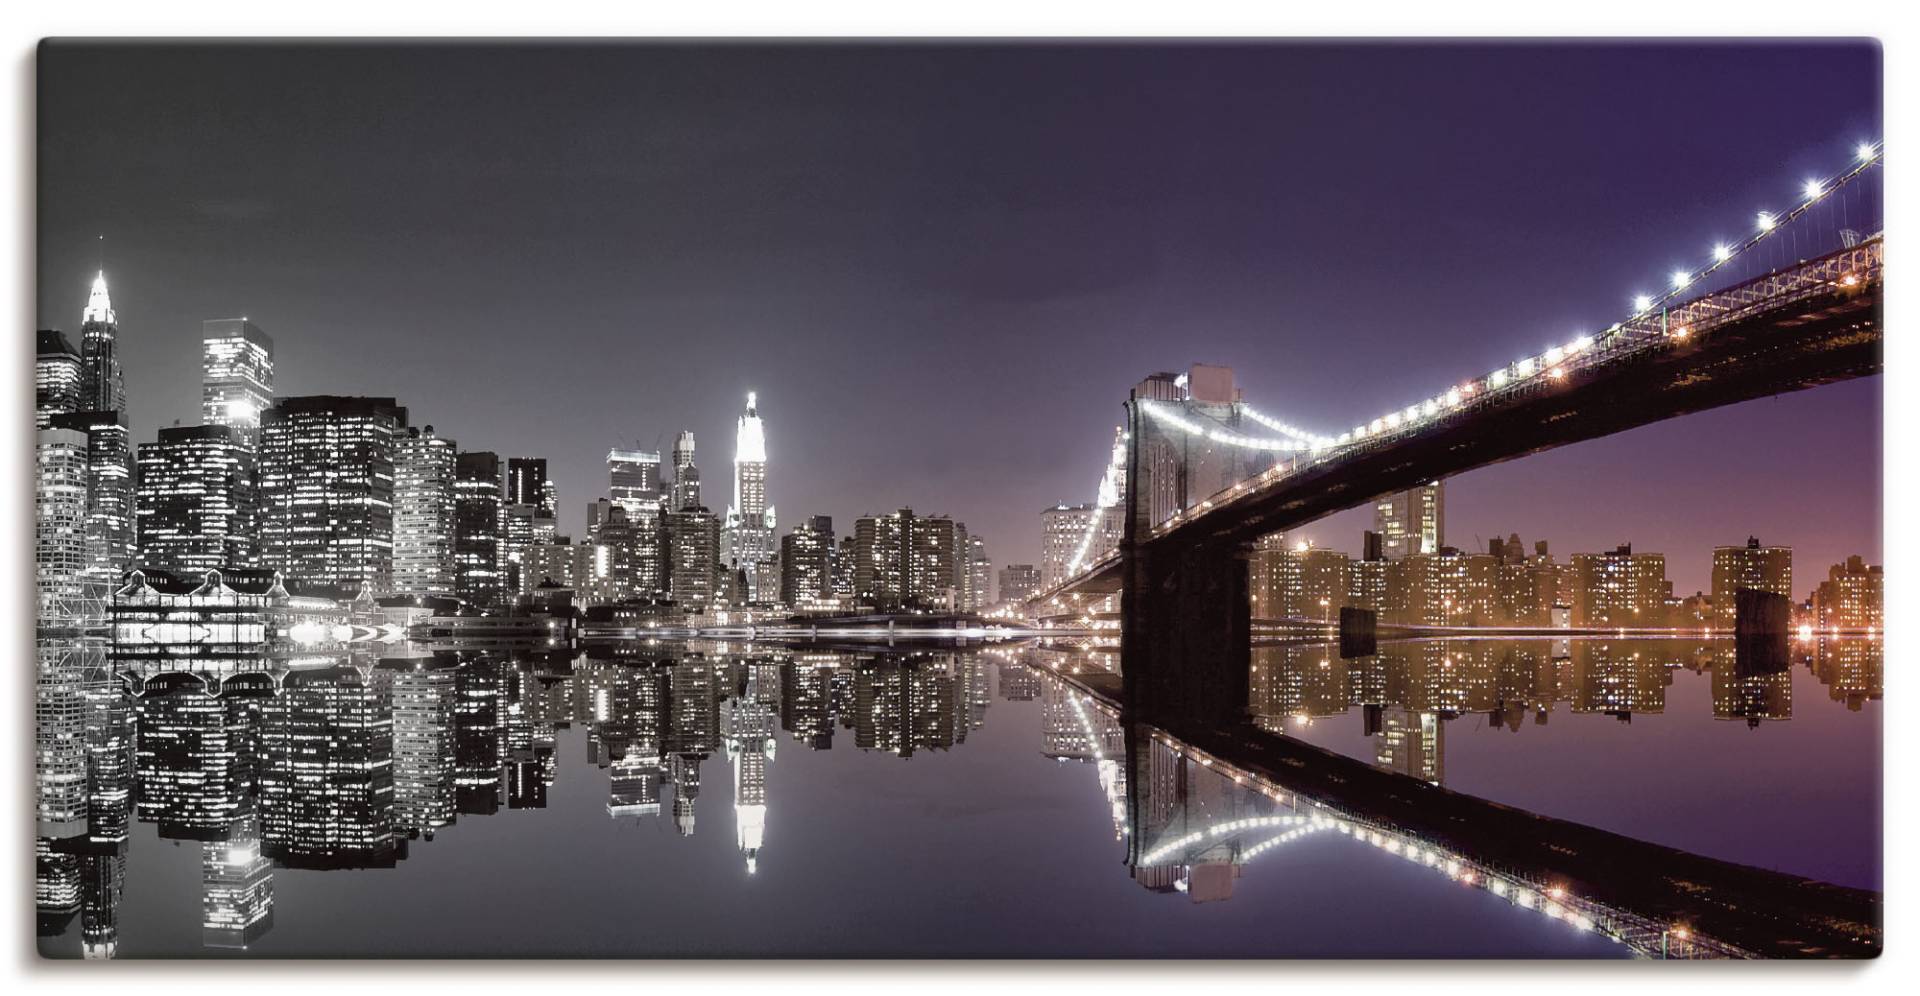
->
[202,814,273,949]
[665,505,722,610]
[200,319,274,449]
[1813,555,1883,631]
[79,271,126,413]
[388,663,458,836]
[727,663,779,873]
[853,508,966,611]
[259,396,408,593]
[453,451,505,608]
[1571,544,1670,627]
[36,645,91,838]
[854,657,958,757]
[36,329,84,427]
[996,563,1039,605]
[1253,539,1351,620]
[1373,481,1444,559]
[667,660,719,836]
[393,425,458,598]
[997,661,1040,701]
[133,685,251,840]
[669,430,700,511]
[778,658,836,749]
[779,515,835,605]
[35,428,91,615]
[134,425,256,575]
[1374,708,1444,784]
[1040,503,1096,589]
[723,393,778,600]
[606,447,666,594]
[1569,643,1670,720]
[1347,533,1388,616]
[47,410,135,581]
[507,456,557,517]
[964,532,991,612]
[1711,537,1793,627]
[81,852,124,960]
[260,667,398,866]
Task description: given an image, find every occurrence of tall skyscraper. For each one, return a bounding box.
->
[134,425,256,575]
[48,410,135,581]
[723,394,777,598]
[665,506,722,611]
[854,508,965,611]
[779,516,835,605]
[258,396,407,593]
[1711,537,1793,627]
[200,319,274,449]
[670,430,700,511]
[79,271,126,414]
[36,330,84,428]
[506,457,557,518]
[453,451,505,608]
[607,449,662,520]
[393,426,458,598]
[965,532,991,612]
[1374,482,1444,559]
[1040,503,1095,589]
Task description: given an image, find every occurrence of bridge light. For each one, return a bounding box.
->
[1544,345,1564,364]
[1802,178,1823,199]
[1756,211,1776,232]
[1548,366,1566,380]
[1712,243,1733,262]
[1490,370,1509,388]
[1669,269,1691,290]
[1857,142,1877,162]
[1515,357,1536,377]
[1633,294,1654,313]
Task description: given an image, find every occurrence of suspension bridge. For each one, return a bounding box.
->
[1025,142,1883,718]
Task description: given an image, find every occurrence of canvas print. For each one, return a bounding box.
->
[32,40,1881,959]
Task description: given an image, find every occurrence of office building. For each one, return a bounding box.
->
[47,410,135,581]
[608,449,662,521]
[669,430,699,511]
[201,319,274,449]
[723,393,777,599]
[1373,482,1444,559]
[1040,503,1095,590]
[36,329,84,428]
[1711,537,1793,627]
[36,428,91,615]
[453,452,505,608]
[393,426,458,598]
[258,396,407,593]
[997,564,1040,605]
[665,506,722,611]
[79,271,126,414]
[134,425,256,575]
[779,516,835,605]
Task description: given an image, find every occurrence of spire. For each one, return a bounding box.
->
[734,392,766,464]
[82,270,115,326]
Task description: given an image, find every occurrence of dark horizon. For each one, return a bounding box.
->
[36,40,1883,593]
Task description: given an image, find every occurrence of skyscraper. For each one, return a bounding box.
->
[47,410,135,581]
[1039,504,1095,589]
[36,330,84,428]
[134,425,257,575]
[854,508,965,611]
[393,426,458,598]
[669,430,699,511]
[35,430,90,617]
[1710,537,1793,627]
[200,319,274,449]
[258,396,407,593]
[665,506,722,611]
[1373,482,1444,559]
[607,449,662,520]
[453,451,505,608]
[79,271,126,414]
[779,516,835,606]
[724,393,777,598]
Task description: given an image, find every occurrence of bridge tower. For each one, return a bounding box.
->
[1120,369,1255,722]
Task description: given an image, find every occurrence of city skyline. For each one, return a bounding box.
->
[36,42,1882,589]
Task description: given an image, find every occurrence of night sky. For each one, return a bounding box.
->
[36,41,1882,595]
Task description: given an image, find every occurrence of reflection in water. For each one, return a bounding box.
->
[33,630,1879,959]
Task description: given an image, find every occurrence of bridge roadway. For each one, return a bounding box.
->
[1037,238,1882,606]
[1049,662,1880,959]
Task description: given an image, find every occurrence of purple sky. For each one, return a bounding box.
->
[36,41,1881,594]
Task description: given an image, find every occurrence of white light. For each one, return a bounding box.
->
[1670,269,1691,290]
[1712,243,1732,262]
[1515,357,1535,377]
[1802,178,1822,199]
[1756,211,1776,232]
[1857,142,1877,162]
[1633,294,1654,313]
[1489,370,1509,388]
